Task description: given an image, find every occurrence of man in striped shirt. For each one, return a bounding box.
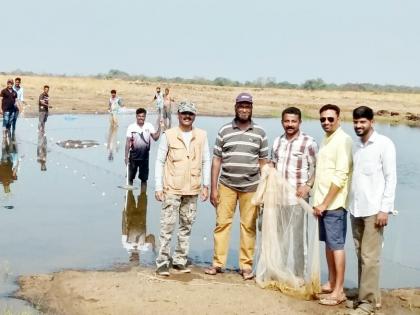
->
[271,106,318,277]
[204,92,268,280]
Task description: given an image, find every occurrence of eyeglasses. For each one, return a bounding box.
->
[320,117,335,123]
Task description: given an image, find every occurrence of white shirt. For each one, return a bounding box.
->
[126,122,156,141]
[348,131,397,217]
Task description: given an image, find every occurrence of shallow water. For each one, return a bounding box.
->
[0,113,419,311]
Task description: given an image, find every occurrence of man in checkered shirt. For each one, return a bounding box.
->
[271,106,318,277]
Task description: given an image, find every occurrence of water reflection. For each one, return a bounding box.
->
[121,185,156,266]
[0,137,18,194]
[106,122,119,161]
[37,132,47,171]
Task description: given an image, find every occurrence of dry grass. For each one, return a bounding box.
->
[1,75,419,124]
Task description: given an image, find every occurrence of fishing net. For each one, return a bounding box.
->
[252,165,320,300]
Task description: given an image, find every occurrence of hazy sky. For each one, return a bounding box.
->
[2,0,419,86]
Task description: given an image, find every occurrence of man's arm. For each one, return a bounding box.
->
[150,120,162,141]
[297,140,318,198]
[210,156,222,207]
[200,136,211,201]
[124,137,131,165]
[154,134,168,202]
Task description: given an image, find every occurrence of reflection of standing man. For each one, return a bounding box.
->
[0,139,18,193]
[37,132,47,171]
[163,87,174,129]
[12,77,24,136]
[153,86,164,116]
[155,102,210,276]
[108,89,123,126]
[271,106,318,277]
[0,79,18,138]
[347,106,397,315]
[122,187,156,265]
[313,104,352,306]
[204,92,268,280]
[124,108,161,189]
[38,85,51,133]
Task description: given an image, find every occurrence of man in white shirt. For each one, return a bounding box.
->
[12,77,24,136]
[153,86,164,116]
[347,106,397,315]
[125,108,161,189]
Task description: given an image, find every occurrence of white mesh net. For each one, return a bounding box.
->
[252,165,321,300]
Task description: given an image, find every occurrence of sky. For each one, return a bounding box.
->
[1,0,420,86]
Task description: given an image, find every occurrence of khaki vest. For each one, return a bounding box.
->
[163,127,207,195]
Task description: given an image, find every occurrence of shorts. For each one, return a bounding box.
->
[319,207,347,250]
[2,111,15,129]
[128,159,149,183]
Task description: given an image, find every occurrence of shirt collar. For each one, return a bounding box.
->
[232,119,254,130]
[357,130,378,147]
[324,126,342,143]
[280,131,302,142]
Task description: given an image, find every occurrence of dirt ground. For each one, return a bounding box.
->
[1,74,419,125]
[16,266,420,315]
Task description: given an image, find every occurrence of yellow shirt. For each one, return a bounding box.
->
[313,127,353,210]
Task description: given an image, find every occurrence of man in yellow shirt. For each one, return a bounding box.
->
[313,104,352,306]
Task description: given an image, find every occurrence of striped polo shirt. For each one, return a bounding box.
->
[213,119,269,192]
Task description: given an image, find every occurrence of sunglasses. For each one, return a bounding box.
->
[320,117,335,123]
[180,111,195,116]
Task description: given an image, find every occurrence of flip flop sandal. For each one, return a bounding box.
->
[204,266,223,275]
[319,294,347,306]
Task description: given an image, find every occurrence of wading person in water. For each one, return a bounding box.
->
[124,108,161,190]
[204,92,268,280]
[154,102,210,276]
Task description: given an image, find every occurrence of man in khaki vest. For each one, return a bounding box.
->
[154,101,210,276]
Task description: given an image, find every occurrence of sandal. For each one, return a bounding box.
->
[240,269,254,280]
[204,266,223,275]
[319,293,347,306]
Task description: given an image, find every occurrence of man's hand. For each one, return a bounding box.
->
[313,203,327,217]
[155,191,164,202]
[296,184,311,199]
[200,186,209,201]
[210,189,219,208]
[124,157,128,165]
[375,211,388,227]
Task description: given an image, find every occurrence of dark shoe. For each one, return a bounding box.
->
[204,266,223,275]
[172,264,191,273]
[156,265,170,276]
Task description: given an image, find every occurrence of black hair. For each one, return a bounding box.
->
[136,108,147,115]
[319,104,340,116]
[110,89,116,94]
[15,77,21,82]
[353,106,374,120]
[282,107,302,120]
[44,85,49,89]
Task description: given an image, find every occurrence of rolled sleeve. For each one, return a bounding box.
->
[259,135,269,159]
[331,136,352,188]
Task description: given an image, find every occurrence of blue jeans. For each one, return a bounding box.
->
[2,111,15,130]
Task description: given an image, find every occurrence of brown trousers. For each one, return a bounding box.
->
[351,214,384,307]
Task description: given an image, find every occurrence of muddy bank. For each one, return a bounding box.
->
[16,267,420,315]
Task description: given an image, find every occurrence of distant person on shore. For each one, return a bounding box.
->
[124,108,161,190]
[153,86,164,117]
[162,87,174,129]
[313,104,352,306]
[346,106,397,315]
[154,102,210,276]
[0,79,18,138]
[270,106,318,278]
[38,85,51,133]
[108,89,123,126]
[12,77,24,137]
[204,92,268,280]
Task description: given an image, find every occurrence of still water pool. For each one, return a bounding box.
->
[0,113,419,312]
